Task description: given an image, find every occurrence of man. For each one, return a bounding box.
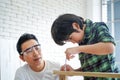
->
[51,13,120,80]
[14,33,60,80]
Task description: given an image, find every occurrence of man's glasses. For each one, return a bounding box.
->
[20,44,41,55]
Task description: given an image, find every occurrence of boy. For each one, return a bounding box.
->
[51,13,120,80]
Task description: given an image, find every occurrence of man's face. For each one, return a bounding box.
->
[20,39,43,68]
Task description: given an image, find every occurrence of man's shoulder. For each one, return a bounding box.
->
[46,60,60,65]
[45,60,60,68]
[16,64,28,72]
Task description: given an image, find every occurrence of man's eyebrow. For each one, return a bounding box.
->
[24,44,40,51]
[24,47,32,52]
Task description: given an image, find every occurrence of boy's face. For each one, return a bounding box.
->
[66,23,85,43]
[20,39,44,68]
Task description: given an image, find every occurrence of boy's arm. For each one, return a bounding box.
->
[77,42,115,55]
[65,42,114,60]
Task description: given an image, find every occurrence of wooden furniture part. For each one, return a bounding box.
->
[53,70,120,80]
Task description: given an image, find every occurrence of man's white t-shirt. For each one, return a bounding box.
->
[14,60,60,80]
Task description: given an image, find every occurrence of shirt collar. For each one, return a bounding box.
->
[79,19,93,45]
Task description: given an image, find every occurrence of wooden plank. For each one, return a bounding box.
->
[53,70,120,78]
[59,75,67,80]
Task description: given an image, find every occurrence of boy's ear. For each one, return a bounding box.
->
[19,55,25,62]
[72,22,80,30]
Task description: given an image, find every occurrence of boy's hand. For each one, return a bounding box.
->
[65,47,79,60]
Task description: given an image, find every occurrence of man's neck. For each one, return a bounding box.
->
[30,60,45,72]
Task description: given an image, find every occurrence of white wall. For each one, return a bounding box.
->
[86,0,102,22]
[0,0,87,80]
[0,39,21,80]
[0,0,102,80]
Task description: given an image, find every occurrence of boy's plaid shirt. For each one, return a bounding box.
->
[78,19,119,80]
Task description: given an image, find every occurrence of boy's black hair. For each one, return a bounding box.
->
[16,33,39,55]
[51,13,85,45]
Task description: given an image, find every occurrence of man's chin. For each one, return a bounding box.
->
[34,58,43,65]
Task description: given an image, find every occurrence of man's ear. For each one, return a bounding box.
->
[72,22,80,30]
[19,55,25,62]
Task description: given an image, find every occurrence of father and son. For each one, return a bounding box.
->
[14,14,120,80]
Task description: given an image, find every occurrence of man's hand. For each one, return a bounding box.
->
[60,64,73,71]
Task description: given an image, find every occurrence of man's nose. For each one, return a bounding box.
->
[32,48,39,56]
